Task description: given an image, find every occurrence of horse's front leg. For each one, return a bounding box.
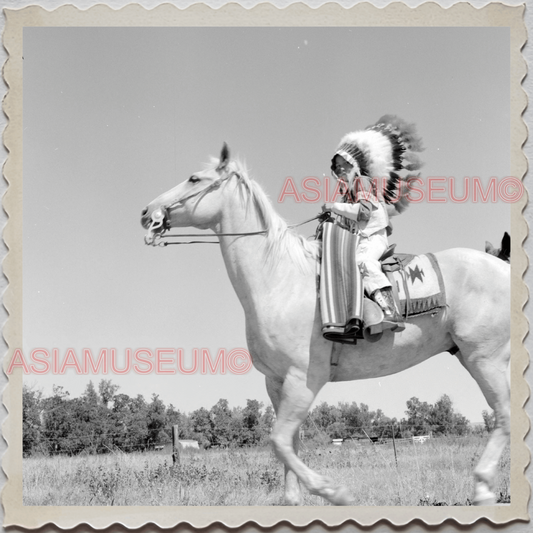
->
[268,368,353,506]
[266,376,303,505]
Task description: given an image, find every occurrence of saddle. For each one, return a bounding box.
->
[319,222,446,344]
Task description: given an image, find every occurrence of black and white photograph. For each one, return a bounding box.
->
[1,1,529,530]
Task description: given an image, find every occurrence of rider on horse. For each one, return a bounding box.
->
[325,115,424,330]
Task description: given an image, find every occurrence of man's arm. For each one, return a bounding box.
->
[329,200,372,222]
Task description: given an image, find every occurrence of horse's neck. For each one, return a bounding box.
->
[213,191,301,313]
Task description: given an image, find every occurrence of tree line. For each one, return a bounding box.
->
[23,380,274,456]
[22,379,494,457]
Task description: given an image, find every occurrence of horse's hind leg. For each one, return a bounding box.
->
[455,341,510,505]
[266,371,353,505]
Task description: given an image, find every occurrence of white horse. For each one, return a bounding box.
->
[141,144,510,506]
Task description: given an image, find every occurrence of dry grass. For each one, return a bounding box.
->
[23,436,510,506]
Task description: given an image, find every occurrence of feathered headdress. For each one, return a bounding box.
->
[331,115,424,213]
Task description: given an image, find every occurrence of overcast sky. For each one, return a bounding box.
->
[22,27,510,422]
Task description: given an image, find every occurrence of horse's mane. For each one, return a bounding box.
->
[205,156,320,272]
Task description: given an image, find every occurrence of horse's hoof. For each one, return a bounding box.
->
[329,485,354,506]
[473,487,497,506]
[473,495,497,506]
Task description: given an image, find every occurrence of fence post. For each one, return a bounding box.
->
[391,424,398,467]
[362,428,374,445]
[172,424,180,465]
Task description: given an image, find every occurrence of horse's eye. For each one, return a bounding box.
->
[189,176,200,183]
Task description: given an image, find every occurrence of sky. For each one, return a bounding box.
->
[22,27,511,423]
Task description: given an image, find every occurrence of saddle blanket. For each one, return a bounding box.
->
[388,253,446,317]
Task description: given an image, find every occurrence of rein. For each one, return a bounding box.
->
[152,214,321,246]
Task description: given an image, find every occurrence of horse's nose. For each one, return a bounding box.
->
[141,207,150,228]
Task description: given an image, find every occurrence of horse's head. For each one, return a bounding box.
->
[141,144,233,245]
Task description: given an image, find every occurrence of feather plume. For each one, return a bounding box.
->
[366,115,424,213]
[332,115,424,214]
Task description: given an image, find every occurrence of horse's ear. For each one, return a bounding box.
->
[501,232,511,255]
[217,143,230,172]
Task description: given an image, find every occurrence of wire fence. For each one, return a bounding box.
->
[25,421,487,458]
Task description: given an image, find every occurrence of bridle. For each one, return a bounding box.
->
[145,168,234,245]
[145,169,321,247]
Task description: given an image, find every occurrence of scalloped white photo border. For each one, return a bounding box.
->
[1,2,529,529]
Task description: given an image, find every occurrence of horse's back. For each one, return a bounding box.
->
[435,247,510,294]
[435,248,510,345]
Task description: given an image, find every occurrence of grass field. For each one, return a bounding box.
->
[23,436,510,506]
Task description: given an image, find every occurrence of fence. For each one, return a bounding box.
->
[25,420,484,457]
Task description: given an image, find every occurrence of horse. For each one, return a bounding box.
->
[141,144,510,506]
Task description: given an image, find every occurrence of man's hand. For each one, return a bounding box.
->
[319,204,333,222]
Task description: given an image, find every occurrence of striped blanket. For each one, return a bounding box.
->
[319,222,363,342]
[319,222,446,341]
